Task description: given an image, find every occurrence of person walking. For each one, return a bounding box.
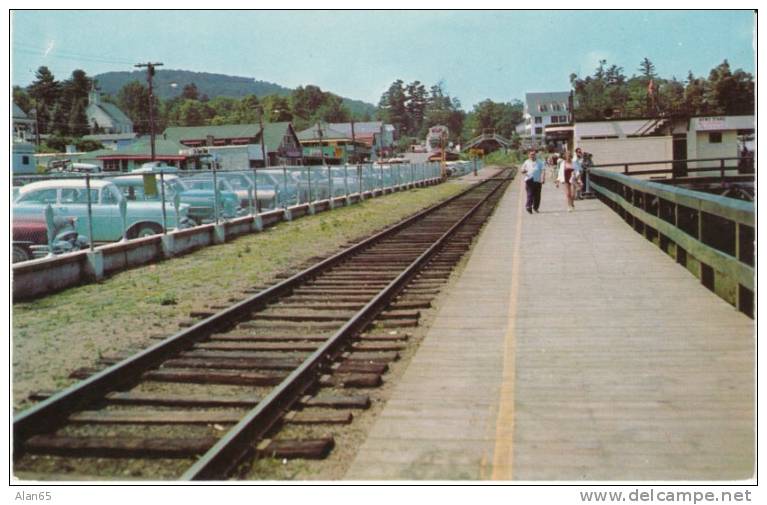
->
[573,147,585,200]
[520,149,545,214]
[555,148,579,211]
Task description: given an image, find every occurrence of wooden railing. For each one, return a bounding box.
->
[590,156,754,179]
[588,167,755,317]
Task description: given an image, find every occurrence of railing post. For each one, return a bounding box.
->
[307,165,312,203]
[720,158,725,181]
[624,164,629,174]
[282,166,289,209]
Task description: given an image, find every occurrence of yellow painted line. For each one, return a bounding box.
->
[491,181,525,480]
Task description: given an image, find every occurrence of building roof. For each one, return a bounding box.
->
[297,124,351,142]
[525,91,571,114]
[162,122,296,154]
[575,119,665,138]
[82,132,138,142]
[90,102,133,126]
[13,103,29,119]
[326,121,391,136]
[93,137,191,160]
[163,123,263,142]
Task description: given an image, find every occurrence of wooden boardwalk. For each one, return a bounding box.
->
[346,171,754,481]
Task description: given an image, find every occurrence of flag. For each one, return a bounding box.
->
[647,79,655,96]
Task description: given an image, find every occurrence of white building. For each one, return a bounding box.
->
[86,86,133,134]
[519,91,572,146]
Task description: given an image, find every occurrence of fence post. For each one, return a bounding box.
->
[212,166,219,224]
[253,167,260,213]
[307,165,313,203]
[624,164,629,174]
[160,170,167,234]
[720,158,725,181]
[85,173,94,250]
[282,165,289,209]
[344,164,349,198]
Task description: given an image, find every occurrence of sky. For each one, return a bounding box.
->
[10,9,756,110]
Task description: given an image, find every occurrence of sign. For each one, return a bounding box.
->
[143,174,158,197]
[697,117,726,131]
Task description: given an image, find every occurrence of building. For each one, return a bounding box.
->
[573,115,754,176]
[163,122,303,168]
[297,123,372,164]
[86,85,133,134]
[325,121,396,155]
[81,137,207,172]
[13,142,37,174]
[686,115,754,171]
[519,91,572,147]
[81,132,137,150]
[13,103,37,143]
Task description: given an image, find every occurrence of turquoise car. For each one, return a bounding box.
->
[13,179,194,242]
[109,174,243,224]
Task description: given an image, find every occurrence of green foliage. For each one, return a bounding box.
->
[483,150,523,166]
[75,139,104,152]
[572,58,754,120]
[463,99,523,140]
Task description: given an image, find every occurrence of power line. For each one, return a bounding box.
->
[13,44,136,66]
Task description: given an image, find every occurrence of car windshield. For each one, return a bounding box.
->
[16,188,58,204]
[221,174,252,190]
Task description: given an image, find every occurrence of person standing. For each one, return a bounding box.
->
[573,147,585,200]
[520,149,545,214]
[556,148,578,211]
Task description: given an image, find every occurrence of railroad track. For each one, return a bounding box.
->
[14,171,512,480]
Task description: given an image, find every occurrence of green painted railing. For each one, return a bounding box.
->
[589,168,755,317]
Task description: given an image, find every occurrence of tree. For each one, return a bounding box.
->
[638,57,657,80]
[68,98,90,137]
[118,81,153,134]
[377,80,409,135]
[316,95,351,123]
[181,82,199,100]
[13,86,32,113]
[706,60,754,115]
[27,66,60,134]
[405,81,428,135]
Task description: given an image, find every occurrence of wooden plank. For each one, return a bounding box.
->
[285,410,353,425]
[25,435,216,458]
[335,361,388,374]
[196,341,320,352]
[379,309,420,320]
[591,180,754,290]
[353,342,407,352]
[104,391,260,408]
[302,395,371,409]
[348,351,400,362]
[319,373,382,388]
[69,409,245,424]
[162,357,299,371]
[256,437,334,459]
[143,368,288,386]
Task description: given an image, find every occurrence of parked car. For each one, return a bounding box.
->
[12,216,89,263]
[13,179,194,242]
[132,161,179,174]
[108,174,242,224]
[210,171,279,211]
[177,176,246,221]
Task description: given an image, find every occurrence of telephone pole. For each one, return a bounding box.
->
[134,62,164,161]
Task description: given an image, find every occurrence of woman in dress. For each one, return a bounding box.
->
[555,149,580,211]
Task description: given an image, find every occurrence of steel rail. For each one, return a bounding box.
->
[13,173,505,458]
[182,175,510,480]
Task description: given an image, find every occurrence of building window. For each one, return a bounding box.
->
[539,104,548,112]
[22,155,30,165]
[709,132,722,144]
[534,116,542,124]
[535,127,543,135]
[560,116,568,123]
[553,103,562,111]
[551,116,560,124]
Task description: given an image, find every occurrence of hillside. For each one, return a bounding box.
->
[94,69,377,117]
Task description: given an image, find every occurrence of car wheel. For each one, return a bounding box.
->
[13,244,31,263]
[132,224,162,238]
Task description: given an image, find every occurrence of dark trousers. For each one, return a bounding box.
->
[525,179,542,211]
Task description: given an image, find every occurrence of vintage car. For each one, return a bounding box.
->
[13,179,194,242]
[207,171,279,211]
[108,174,243,224]
[12,216,89,263]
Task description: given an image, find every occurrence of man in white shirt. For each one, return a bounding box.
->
[520,149,545,214]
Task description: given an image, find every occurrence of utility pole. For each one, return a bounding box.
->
[135,62,164,161]
[350,119,356,164]
[317,123,326,166]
